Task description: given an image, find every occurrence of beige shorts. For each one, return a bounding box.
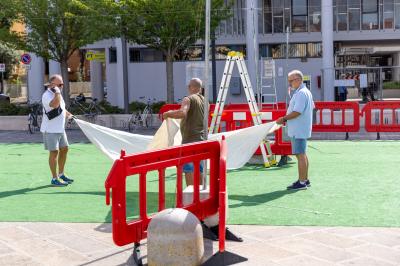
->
[43,132,69,151]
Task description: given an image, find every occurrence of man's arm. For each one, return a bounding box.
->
[276,111,301,125]
[163,97,190,119]
[49,88,61,108]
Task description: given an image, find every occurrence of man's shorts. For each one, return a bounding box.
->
[43,132,69,151]
[291,137,307,155]
[183,162,204,173]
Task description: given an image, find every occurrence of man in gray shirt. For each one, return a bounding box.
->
[277,70,314,190]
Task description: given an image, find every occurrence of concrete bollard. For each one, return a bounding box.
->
[147,208,204,266]
[183,185,228,228]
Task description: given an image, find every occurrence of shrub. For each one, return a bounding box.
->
[0,102,30,116]
[383,81,400,90]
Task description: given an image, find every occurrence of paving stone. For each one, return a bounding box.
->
[298,231,366,249]
[356,232,400,248]
[0,226,37,242]
[269,237,359,263]
[9,236,87,265]
[0,240,14,255]
[246,226,308,241]
[339,257,396,266]
[276,255,335,266]
[327,227,376,238]
[63,223,112,240]
[22,223,69,237]
[0,254,42,266]
[349,244,400,265]
[230,242,297,262]
[49,232,113,254]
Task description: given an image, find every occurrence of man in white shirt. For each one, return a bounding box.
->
[41,74,74,186]
[277,70,314,190]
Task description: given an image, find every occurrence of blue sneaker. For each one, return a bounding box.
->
[287,180,307,190]
[51,178,68,187]
[305,179,311,187]
[59,174,74,184]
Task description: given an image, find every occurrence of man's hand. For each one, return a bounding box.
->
[53,87,61,94]
[66,111,73,119]
[162,111,170,120]
[276,117,285,125]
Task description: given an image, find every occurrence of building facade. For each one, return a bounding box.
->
[27,0,400,106]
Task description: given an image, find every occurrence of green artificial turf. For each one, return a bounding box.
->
[0,141,399,226]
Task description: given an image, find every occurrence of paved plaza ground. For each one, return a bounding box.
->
[1,129,400,265]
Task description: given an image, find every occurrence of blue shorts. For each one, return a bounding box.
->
[291,138,307,154]
[183,162,204,173]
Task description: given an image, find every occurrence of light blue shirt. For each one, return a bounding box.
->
[286,84,315,139]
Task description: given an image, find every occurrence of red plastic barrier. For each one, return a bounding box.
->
[361,101,400,132]
[313,101,360,132]
[105,138,227,252]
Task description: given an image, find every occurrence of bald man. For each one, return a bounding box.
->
[41,74,74,187]
[163,78,205,186]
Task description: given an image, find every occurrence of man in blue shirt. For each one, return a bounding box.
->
[277,70,314,190]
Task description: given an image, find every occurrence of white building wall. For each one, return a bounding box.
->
[125,58,323,105]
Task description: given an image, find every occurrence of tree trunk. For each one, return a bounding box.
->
[60,60,70,107]
[165,54,174,103]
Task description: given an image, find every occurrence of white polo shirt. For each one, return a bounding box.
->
[40,88,66,133]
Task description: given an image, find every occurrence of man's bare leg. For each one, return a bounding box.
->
[49,150,58,178]
[58,146,68,175]
[296,154,308,182]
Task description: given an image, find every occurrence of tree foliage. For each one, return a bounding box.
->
[115,0,231,103]
[0,0,108,105]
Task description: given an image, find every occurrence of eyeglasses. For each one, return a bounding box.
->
[288,78,300,82]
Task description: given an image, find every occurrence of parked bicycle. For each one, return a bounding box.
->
[127,97,155,132]
[27,102,43,134]
[70,94,105,120]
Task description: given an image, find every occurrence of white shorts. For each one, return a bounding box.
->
[43,132,69,151]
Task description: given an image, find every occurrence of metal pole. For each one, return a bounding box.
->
[204,0,210,140]
[211,30,217,103]
[202,0,211,189]
[285,26,289,107]
[251,1,261,110]
[121,36,129,114]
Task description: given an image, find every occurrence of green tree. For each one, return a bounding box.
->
[0,0,107,105]
[0,43,19,93]
[117,0,230,103]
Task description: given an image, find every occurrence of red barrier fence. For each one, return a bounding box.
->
[361,101,400,133]
[313,101,360,132]
[105,138,227,252]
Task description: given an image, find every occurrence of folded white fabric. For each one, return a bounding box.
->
[75,118,279,169]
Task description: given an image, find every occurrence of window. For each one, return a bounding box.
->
[109,47,117,63]
[382,0,394,29]
[337,0,348,31]
[289,43,307,57]
[215,45,246,60]
[216,0,245,36]
[307,43,322,57]
[273,0,284,33]
[362,0,378,30]
[308,0,321,31]
[270,42,322,58]
[262,0,273,33]
[348,0,361,30]
[175,46,203,61]
[394,0,400,29]
[129,49,140,62]
[128,48,164,62]
[292,0,308,32]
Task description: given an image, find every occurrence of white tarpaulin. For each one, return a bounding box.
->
[75,119,279,169]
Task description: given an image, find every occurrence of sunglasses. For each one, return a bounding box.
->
[288,78,300,82]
